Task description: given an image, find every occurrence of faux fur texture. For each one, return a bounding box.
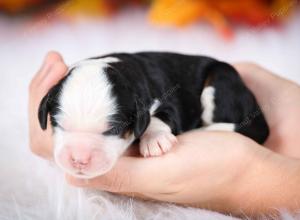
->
[0,9,300,220]
[0,148,241,220]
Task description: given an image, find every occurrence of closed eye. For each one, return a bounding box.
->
[102,127,120,136]
[103,126,133,139]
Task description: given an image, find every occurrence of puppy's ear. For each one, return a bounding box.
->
[133,98,150,139]
[38,93,51,130]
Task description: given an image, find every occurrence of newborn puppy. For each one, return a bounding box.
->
[38,52,269,179]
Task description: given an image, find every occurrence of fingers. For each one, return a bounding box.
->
[30,51,64,91]
[233,62,296,103]
[28,51,67,159]
[233,62,299,122]
[34,52,68,95]
[235,62,300,97]
[39,61,68,94]
[65,131,261,205]
[29,51,67,115]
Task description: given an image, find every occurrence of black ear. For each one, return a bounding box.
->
[38,93,50,130]
[133,98,150,139]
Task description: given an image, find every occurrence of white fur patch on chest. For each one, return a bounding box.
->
[56,57,119,132]
[200,86,216,126]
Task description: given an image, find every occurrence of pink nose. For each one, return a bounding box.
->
[70,147,92,169]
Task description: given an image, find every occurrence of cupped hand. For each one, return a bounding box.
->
[68,131,265,212]
[28,51,68,159]
[28,54,300,214]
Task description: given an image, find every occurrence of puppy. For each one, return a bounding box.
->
[38,52,269,179]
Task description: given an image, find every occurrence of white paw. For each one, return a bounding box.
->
[139,131,177,157]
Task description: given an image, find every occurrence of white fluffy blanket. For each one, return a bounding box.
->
[0,9,299,220]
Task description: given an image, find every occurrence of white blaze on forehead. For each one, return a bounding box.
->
[69,57,120,69]
[56,57,120,131]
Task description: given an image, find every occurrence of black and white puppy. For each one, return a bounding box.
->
[38,52,269,179]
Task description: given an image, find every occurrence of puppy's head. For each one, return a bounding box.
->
[38,57,150,179]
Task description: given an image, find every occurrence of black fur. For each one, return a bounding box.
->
[38,71,71,130]
[38,52,269,144]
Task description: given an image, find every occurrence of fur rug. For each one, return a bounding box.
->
[0,152,241,220]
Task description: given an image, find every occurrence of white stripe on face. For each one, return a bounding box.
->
[53,57,134,178]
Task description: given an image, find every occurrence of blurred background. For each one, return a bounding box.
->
[0,1,299,219]
[0,0,299,81]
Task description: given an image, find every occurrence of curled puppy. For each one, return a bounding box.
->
[38,52,269,179]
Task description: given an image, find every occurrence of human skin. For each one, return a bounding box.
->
[28,52,300,217]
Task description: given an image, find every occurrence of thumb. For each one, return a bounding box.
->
[66,156,157,193]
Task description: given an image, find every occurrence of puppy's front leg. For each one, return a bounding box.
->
[139,117,177,157]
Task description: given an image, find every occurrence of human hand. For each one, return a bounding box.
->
[68,131,267,211]
[28,56,300,215]
[28,51,67,159]
[234,63,300,157]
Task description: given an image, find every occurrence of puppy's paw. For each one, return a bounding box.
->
[139,131,177,157]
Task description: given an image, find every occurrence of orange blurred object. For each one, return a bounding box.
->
[149,0,296,38]
[0,0,297,39]
[0,0,62,14]
[62,0,145,17]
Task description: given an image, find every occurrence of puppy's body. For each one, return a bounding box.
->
[38,52,269,178]
[100,52,268,140]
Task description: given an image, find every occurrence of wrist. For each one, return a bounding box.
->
[229,146,300,216]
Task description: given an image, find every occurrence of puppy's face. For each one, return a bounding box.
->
[38,58,149,179]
